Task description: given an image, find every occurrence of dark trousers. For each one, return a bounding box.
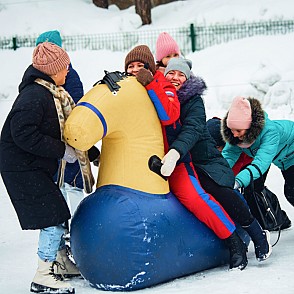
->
[282,165,294,207]
[196,168,254,227]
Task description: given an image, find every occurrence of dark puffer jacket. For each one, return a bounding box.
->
[0,65,71,230]
[169,74,235,188]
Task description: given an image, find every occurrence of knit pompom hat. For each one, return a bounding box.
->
[155,32,180,62]
[32,42,70,76]
[227,96,252,129]
[164,57,192,79]
[124,45,156,74]
[36,30,62,47]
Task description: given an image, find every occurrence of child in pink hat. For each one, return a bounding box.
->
[155,32,181,73]
[225,96,253,148]
[227,96,252,130]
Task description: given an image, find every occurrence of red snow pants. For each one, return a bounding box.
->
[169,162,236,239]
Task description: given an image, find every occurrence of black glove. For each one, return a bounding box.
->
[136,68,154,86]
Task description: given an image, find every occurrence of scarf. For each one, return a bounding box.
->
[35,78,95,194]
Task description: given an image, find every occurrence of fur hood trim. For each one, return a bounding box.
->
[177,74,207,104]
[221,97,265,145]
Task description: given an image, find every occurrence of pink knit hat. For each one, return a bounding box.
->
[227,96,252,129]
[32,42,70,76]
[155,32,180,62]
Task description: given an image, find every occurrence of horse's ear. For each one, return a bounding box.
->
[93,80,101,87]
[92,70,110,87]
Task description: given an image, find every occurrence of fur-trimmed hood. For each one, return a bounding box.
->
[177,74,207,104]
[221,97,265,146]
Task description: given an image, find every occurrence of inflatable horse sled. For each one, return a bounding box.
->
[64,71,249,291]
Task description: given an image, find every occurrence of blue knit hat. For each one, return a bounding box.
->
[36,30,62,47]
[207,117,225,148]
[164,58,192,79]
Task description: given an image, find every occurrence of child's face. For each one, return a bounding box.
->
[51,64,69,86]
[165,70,187,90]
[230,128,247,140]
[127,61,144,76]
[161,53,179,67]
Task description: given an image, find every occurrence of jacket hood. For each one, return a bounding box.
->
[177,74,207,104]
[221,97,265,145]
[19,65,55,92]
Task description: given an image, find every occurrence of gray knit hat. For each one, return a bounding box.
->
[164,58,192,79]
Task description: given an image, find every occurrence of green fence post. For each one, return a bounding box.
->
[190,23,196,52]
[12,37,17,50]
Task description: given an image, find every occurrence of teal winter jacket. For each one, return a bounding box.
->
[222,97,294,188]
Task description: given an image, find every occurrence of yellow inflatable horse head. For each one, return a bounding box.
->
[64,71,169,194]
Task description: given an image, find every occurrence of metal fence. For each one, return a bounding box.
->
[1,19,294,55]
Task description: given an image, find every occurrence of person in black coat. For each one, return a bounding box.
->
[161,58,272,265]
[36,30,100,214]
[0,42,76,293]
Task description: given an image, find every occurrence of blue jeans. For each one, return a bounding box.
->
[38,225,66,262]
[37,183,71,262]
[37,182,84,262]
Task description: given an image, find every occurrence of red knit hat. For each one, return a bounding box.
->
[155,32,180,62]
[32,42,70,76]
[227,96,252,129]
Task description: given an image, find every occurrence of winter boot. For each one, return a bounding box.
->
[55,248,81,279]
[224,231,248,270]
[243,219,272,261]
[30,258,75,293]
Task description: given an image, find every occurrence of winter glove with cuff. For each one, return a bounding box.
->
[63,144,78,163]
[136,68,154,86]
[161,149,180,177]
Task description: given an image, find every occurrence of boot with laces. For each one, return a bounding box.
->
[243,219,272,261]
[224,231,248,270]
[30,258,75,294]
[55,248,81,279]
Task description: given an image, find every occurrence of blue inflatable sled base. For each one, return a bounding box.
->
[70,185,249,291]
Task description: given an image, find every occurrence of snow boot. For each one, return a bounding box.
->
[30,258,75,294]
[243,219,272,261]
[55,248,81,279]
[224,231,248,270]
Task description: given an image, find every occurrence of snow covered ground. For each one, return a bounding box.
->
[0,0,294,293]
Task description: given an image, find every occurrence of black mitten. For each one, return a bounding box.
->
[136,68,154,86]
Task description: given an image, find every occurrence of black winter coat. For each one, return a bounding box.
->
[169,75,235,188]
[0,65,71,230]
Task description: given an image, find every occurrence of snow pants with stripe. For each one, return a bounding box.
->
[169,162,236,239]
